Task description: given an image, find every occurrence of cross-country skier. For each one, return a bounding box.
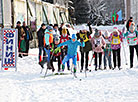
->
[123,22,138,68]
[57,34,85,73]
[60,28,70,71]
[50,36,61,72]
[108,27,124,70]
[39,26,55,72]
[91,29,106,71]
[76,22,92,72]
[103,30,112,70]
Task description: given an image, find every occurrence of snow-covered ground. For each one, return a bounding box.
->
[0,25,138,102]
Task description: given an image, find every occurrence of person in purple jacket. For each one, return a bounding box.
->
[108,27,124,70]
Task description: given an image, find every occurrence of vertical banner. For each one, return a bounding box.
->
[1,29,18,71]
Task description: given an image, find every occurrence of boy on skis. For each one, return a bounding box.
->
[123,22,138,68]
[50,36,62,72]
[39,26,55,72]
[57,34,85,73]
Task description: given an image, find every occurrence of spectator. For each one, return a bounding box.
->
[126,17,133,31]
[15,21,25,58]
[53,24,60,38]
[37,23,46,63]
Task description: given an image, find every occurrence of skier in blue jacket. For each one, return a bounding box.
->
[57,34,85,73]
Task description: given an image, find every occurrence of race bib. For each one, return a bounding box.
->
[95,38,102,46]
[128,37,137,45]
[128,32,136,38]
[113,39,119,44]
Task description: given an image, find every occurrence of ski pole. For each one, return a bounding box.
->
[122,42,128,65]
[89,53,95,66]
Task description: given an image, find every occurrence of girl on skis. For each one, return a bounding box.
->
[123,22,138,68]
[91,29,106,71]
[103,30,112,70]
[57,34,85,73]
[108,27,123,70]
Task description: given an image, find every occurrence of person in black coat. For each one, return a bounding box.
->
[126,17,133,31]
[37,23,46,63]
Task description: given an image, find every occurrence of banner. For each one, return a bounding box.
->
[1,29,18,71]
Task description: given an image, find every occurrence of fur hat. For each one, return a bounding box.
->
[112,27,119,34]
[62,29,67,34]
[81,25,87,30]
[104,30,109,37]
[129,22,135,31]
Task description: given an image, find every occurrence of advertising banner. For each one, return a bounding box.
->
[1,29,18,71]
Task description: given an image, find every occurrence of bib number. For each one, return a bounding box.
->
[113,39,119,44]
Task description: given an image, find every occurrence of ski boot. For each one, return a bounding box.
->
[112,67,116,70]
[95,65,97,71]
[104,66,107,70]
[99,65,102,70]
[39,62,44,69]
[109,66,112,70]
[67,66,70,71]
[80,67,83,73]
[118,67,122,70]
[47,62,53,70]
[130,64,133,68]
[73,67,77,73]
[61,64,65,72]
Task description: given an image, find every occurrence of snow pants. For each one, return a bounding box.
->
[112,48,121,68]
[38,47,46,62]
[62,54,77,67]
[104,51,112,67]
[81,51,89,70]
[129,45,138,67]
[94,52,102,67]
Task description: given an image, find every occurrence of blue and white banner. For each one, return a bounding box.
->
[1,29,18,70]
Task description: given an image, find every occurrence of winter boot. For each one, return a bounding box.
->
[104,66,107,70]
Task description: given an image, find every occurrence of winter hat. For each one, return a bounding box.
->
[17,21,21,24]
[81,25,87,30]
[112,27,119,34]
[104,30,109,37]
[129,22,135,31]
[94,29,100,36]
[72,34,77,40]
[54,36,60,42]
[47,26,53,31]
[62,29,67,34]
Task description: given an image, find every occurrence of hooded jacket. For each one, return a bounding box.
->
[57,35,85,56]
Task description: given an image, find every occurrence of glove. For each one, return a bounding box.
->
[102,46,104,49]
[87,22,91,26]
[46,45,50,50]
[80,38,84,42]
[95,44,97,47]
